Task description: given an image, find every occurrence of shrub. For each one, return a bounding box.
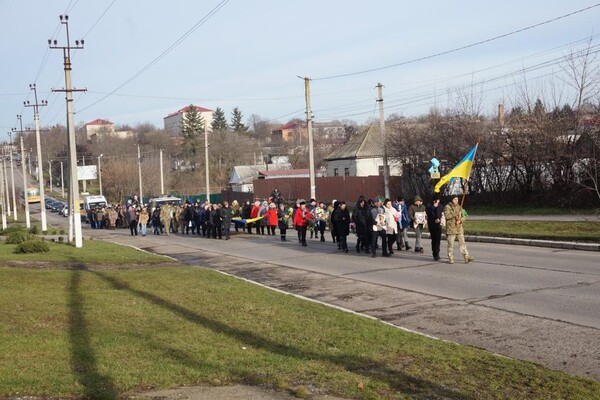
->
[5,230,36,244]
[14,240,50,254]
[0,225,25,236]
[58,236,64,242]
[59,229,66,235]
[28,225,39,235]
[50,229,57,235]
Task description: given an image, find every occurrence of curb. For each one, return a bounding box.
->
[408,232,600,252]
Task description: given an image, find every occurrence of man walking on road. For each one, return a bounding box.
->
[444,195,474,264]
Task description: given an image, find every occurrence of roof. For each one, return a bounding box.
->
[85,118,113,126]
[272,122,303,132]
[229,165,264,185]
[165,105,213,118]
[324,125,383,161]
[259,169,309,177]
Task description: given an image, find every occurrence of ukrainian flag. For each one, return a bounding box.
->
[434,144,478,193]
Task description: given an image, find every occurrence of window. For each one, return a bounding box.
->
[333,168,339,177]
[344,168,350,176]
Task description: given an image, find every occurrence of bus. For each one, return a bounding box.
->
[25,187,41,203]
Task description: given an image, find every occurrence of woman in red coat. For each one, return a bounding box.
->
[266,202,278,235]
[293,200,313,246]
[250,200,261,234]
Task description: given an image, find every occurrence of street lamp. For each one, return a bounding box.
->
[98,154,103,196]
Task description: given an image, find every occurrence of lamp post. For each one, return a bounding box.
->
[98,154,103,196]
[60,161,64,197]
[48,160,53,193]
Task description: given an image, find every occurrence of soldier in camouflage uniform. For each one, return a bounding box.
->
[443,195,475,265]
[160,203,173,236]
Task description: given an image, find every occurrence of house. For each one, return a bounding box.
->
[85,118,115,140]
[257,169,310,179]
[229,160,292,193]
[271,122,307,144]
[324,125,402,177]
[164,105,213,135]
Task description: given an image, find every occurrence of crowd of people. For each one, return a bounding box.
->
[85,188,474,264]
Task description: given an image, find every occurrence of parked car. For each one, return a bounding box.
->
[59,204,69,217]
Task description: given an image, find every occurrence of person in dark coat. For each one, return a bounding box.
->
[277,203,292,241]
[332,201,351,252]
[210,204,222,239]
[241,200,253,234]
[426,195,444,261]
[352,195,370,253]
[220,201,233,240]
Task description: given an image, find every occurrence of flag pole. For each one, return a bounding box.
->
[460,141,479,207]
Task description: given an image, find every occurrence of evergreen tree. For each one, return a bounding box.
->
[230,106,248,133]
[181,104,204,159]
[211,107,229,131]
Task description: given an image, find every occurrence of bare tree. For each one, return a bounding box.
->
[561,37,600,119]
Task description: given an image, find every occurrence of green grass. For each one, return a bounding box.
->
[465,220,600,242]
[0,239,171,264]
[1,264,599,399]
[467,206,598,215]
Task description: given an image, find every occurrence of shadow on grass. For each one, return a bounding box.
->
[69,268,118,399]
[93,270,474,399]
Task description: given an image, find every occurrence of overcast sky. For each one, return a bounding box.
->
[1,1,599,141]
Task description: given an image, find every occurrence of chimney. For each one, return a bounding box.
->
[498,104,505,128]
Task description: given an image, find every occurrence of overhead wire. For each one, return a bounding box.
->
[312,3,600,81]
[77,0,231,114]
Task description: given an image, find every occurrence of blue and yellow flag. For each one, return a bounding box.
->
[434,144,478,193]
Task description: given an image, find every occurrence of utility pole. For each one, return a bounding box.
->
[49,14,85,247]
[137,145,143,204]
[24,84,48,231]
[2,147,11,218]
[0,158,6,229]
[7,132,17,221]
[204,121,210,203]
[20,136,30,227]
[16,116,30,227]
[300,76,316,200]
[7,131,17,220]
[97,154,103,196]
[376,82,390,199]
[159,149,164,196]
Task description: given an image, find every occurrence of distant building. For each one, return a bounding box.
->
[324,125,402,177]
[229,158,292,193]
[164,105,213,135]
[271,122,307,144]
[85,118,115,140]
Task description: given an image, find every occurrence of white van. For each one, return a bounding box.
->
[83,195,108,211]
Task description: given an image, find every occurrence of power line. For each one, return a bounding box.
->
[313,3,600,81]
[77,0,231,113]
[82,0,117,39]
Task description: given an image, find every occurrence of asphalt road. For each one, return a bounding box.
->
[10,166,600,381]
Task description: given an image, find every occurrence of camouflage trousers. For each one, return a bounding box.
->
[447,233,469,262]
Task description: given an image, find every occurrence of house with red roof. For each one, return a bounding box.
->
[271,122,307,144]
[163,105,213,135]
[85,118,115,140]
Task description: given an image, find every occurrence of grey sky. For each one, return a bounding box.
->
[1,1,599,140]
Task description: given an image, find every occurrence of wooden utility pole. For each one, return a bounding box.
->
[377,83,390,199]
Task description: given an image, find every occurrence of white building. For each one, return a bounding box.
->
[84,118,115,140]
[324,125,402,177]
[163,105,213,135]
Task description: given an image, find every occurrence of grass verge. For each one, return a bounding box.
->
[465,220,600,242]
[466,206,598,215]
[1,263,599,399]
[0,239,172,265]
